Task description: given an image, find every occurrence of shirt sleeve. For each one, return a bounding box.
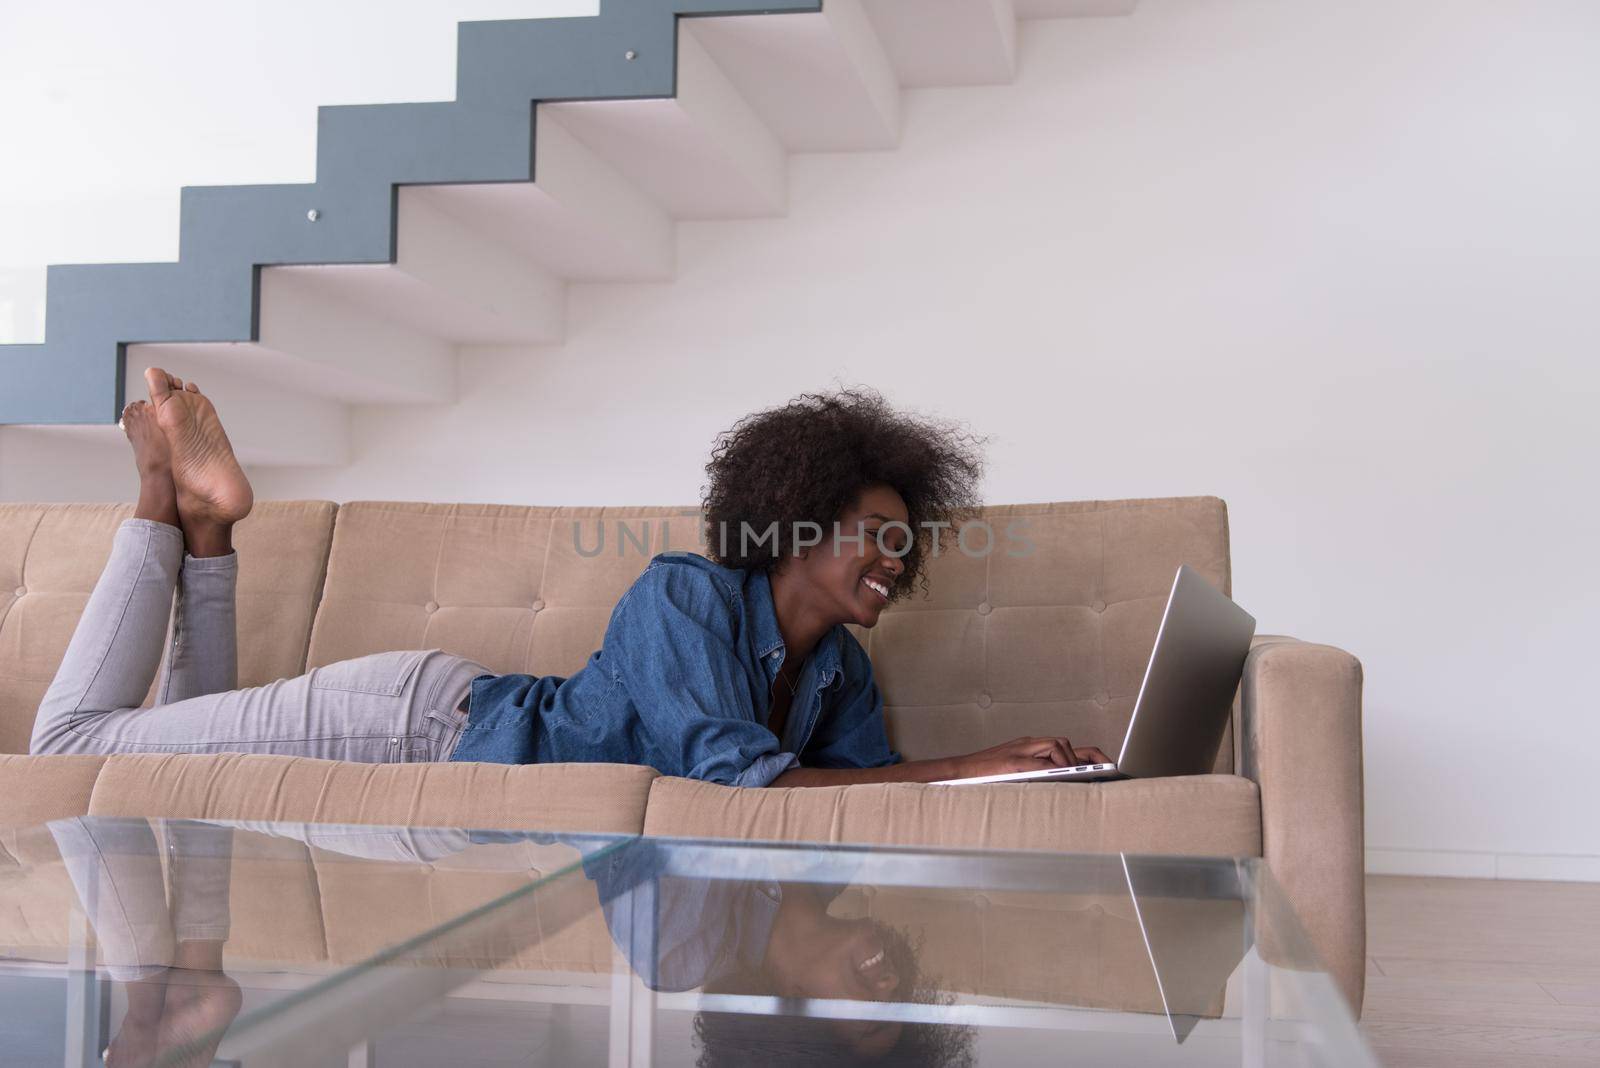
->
[802,634,902,770]
[605,562,799,788]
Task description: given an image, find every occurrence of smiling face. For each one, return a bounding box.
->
[766,913,908,1058]
[783,482,911,630]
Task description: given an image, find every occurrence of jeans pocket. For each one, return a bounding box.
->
[310,650,429,697]
[423,707,468,760]
[396,737,433,763]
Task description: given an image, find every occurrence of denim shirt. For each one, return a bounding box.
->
[449,551,902,786]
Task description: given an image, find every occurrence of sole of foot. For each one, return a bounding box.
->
[144,366,254,527]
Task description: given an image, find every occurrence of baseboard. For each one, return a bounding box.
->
[1366,847,1600,882]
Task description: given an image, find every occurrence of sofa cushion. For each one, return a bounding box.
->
[643,773,1261,856]
[304,501,705,674]
[0,501,336,754]
[87,753,658,834]
[0,754,105,824]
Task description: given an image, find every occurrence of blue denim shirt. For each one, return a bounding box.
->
[449,551,902,786]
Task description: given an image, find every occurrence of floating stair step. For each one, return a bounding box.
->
[862,0,1018,88]
[545,27,787,219]
[413,108,677,282]
[55,361,349,468]
[686,0,901,152]
[269,189,567,346]
[130,268,454,407]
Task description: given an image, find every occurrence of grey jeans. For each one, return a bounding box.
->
[29,518,489,763]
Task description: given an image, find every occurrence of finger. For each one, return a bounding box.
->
[1052,737,1073,766]
[1015,738,1064,766]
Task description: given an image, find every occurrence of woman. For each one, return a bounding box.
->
[30,368,1108,782]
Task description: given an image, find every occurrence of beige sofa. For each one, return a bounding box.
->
[0,496,1365,1013]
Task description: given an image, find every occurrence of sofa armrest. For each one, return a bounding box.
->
[1239,634,1366,1018]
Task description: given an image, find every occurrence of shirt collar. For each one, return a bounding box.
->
[747,569,844,690]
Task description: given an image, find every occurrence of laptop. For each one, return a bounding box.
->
[933,564,1256,785]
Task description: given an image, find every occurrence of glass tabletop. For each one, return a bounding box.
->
[0,816,1375,1067]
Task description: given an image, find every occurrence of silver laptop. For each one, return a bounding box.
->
[934,564,1256,785]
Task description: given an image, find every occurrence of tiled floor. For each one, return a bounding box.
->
[1360,875,1600,1066]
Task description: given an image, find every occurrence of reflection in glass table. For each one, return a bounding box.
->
[0,817,1375,1066]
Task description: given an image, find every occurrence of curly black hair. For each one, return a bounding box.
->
[700,386,987,602]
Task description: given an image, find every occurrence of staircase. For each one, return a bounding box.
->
[0,0,1137,466]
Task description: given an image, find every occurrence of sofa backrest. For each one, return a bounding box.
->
[0,501,337,754]
[308,497,1234,771]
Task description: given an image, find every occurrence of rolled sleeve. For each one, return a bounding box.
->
[607,563,792,787]
[730,750,801,788]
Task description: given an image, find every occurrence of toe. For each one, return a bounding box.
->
[185,381,199,394]
[144,367,172,402]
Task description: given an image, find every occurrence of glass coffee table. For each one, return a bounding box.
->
[0,817,1374,1066]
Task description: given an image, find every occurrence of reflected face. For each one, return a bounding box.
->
[785,483,911,630]
[768,914,908,1057]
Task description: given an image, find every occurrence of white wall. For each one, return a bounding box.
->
[4,0,1597,877]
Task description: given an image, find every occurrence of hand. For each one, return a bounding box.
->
[951,737,1112,779]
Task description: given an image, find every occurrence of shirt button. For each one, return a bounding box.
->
[769,651,781,660]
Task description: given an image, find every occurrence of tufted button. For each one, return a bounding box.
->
[12,586,24,597]
[1092,600,1106,613]
[975,601,992,615]
[1094,691,1109,706]
[424,601,438,614]
[976,692,992,709]
[530,599,545,612]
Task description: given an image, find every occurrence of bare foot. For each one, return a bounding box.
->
[149,968,243,1068]
[104,1005,162,1068]
[143,367,253,546]
[121,399,179,531]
